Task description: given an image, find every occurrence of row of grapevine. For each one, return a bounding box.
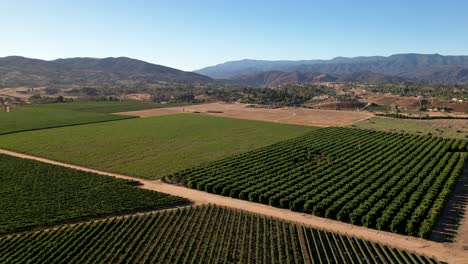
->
[0,154,188,234]
[418,153,467,238]
[166,127,467,238]
[0,205,440,263]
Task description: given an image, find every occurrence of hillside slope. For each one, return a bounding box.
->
[231,70,407,86]
[0,56,213,87]
[196,53,468,84]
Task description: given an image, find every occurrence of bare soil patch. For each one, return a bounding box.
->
[116,102,373,127]
[366,95,422,109]
[1,149,467,263]
[123,93,152,101]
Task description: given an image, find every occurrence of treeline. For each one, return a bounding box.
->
[28,94,121,104]
[377,113,468,120]
[365,83,468,99]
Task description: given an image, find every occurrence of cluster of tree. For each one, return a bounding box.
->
[203,84,336,106]
[28,94,71,104]
[366,83,468,99]
[151,86,208,104]
[28,94,121,104]
[26,82,337,107]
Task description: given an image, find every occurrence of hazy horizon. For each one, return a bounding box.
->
[1,0,467,71]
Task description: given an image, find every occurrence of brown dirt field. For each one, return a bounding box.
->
[432,100,468,113]
[123,93,152,101]
[366,95,422,109]
[116,102,373,127]
[1,149,467,264]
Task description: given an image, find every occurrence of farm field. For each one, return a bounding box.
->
[0,154,188,233]
[31,100,194,113]
[0,114,312,179]
[117,102,373,127]
[0,106,133,135]
[0,101,194,135]
[167,127,468,238]
[0,205,440,264]
[354,117,468,139]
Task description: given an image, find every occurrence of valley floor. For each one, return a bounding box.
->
[1,148,467,264]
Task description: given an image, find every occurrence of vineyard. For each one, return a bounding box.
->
[0,205,439,263]
[0,154,188,233]
[167,127,468,238]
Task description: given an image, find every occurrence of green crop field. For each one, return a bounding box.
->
[0,101,193,135]
[31,101,193,113]
[354,117,468,139]
[0,106,133,135]
[0,154,188,233]
[167,127,468,238]
[0,205,439,263]
[0,114,312,179]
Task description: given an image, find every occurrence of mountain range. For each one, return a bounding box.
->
[0,56,213,87]
[196,54,468,85]
[1,54,468,88]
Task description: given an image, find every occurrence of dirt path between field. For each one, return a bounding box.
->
[1,149,466,263]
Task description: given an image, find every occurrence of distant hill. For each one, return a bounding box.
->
[3,54,468,88]
[0,56,213,87]
[196,54,468,84]
[231,70,406,86]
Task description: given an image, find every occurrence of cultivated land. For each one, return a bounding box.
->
[1,101,467,263]
[0,106,133,135]
[1,149,465,263]
[0,101,193,135]
[0,205,439,264]
[166,127,468,239]
[30,101,194,113]
[117,102,373,127]
[0,114,311,179]
[0,154,188,233]
[354,117,468,139]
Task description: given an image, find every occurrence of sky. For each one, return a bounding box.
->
[0,0,467,71]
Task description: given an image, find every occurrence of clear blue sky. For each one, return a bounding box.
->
[1,0,467,71]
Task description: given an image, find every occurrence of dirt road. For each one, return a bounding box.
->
[1,148,466,263]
